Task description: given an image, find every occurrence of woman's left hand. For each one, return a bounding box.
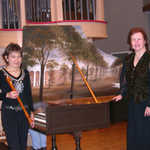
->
[144,106,150,116]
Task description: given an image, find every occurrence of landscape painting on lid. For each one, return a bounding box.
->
[22,25,121,102]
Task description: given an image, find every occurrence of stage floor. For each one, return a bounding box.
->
[0,121,127,150]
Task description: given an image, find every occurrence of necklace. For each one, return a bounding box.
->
[5,67,21,78]
[6,66,20,72]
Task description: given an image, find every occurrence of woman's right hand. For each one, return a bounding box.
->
[112,94,122,102]
[6,91,19,99]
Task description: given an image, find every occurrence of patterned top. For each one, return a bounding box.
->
[120,51,150,106]
[0,67,34,112]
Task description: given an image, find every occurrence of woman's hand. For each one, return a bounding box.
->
[144,106,150,117]
[112,94,123,102]
[6,91,19,99]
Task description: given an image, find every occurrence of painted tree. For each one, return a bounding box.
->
[60,63,69,85]
[22,25,108,101]
[57,26,87,98]
[76,39,108,81]
[111,58,122,76]
[46,59,59,87]
[23,26,63,101]
[58,26,108,97]
[111,58,122,67]
[92,51,108,80]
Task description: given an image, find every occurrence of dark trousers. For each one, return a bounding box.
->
[1,108,29,150]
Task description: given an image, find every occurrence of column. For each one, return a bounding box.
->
[33,71,36,87]
[0,0,2,28]
[20,0,26,28]
[96,0,104,20]
[51,0,63,21]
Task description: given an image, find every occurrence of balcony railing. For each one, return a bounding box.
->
[2,0,21,29]
[63,0,96,20]
[0,0,100,29]
[26,0,96,23]
[25,0,51,22]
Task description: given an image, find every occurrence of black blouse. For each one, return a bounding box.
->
[0,67,34,112]
[120,51,150,106]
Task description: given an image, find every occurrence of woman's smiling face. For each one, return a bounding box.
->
[6,51,22,69]
[130,32,146,52]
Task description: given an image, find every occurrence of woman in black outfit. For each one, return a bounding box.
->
[0,43,34,150]
[113,27,150,150]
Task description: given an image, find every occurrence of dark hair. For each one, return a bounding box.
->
[2,43,22,64]
[127,27,149,51]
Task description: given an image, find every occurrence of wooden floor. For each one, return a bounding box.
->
[0,121,127,150]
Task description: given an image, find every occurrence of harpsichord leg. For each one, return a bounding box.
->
[51,135,57,150]
[73,131,82,150]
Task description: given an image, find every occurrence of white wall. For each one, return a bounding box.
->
[94,0,150,53]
